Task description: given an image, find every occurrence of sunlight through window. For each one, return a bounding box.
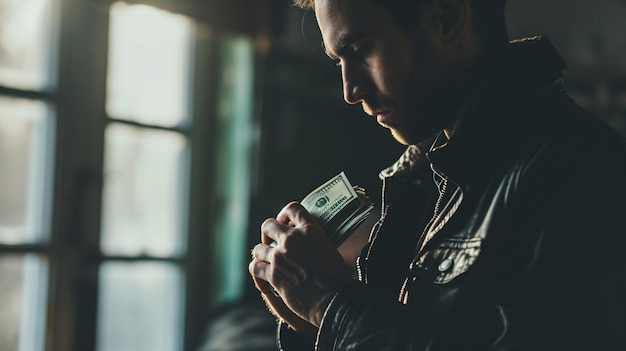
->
[106,2,194,127]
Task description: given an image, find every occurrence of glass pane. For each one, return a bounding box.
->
[100,123,189,257]
[0,96,54,244]
[96,261,184,351]
[0,0,56,90]
[0,254,48,351]
[106,2,194,127]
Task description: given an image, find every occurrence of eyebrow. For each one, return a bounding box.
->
[323,31,369,60]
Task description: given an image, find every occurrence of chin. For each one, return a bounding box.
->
[390,129,417,146]
[389,127,429,146]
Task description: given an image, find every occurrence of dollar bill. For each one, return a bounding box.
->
[301,172,374,246]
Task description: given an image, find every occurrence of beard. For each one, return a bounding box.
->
[363,38,464,146]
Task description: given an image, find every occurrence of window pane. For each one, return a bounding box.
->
[0,96,54,244]
[0,0,56,90]
[0,254,48,351]
[100,123,189,257]
[106,2,194,127]
[96,261,184,351]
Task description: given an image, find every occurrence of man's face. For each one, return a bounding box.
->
[315,0,460,145]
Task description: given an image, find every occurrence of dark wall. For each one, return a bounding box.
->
[506,0,626,135]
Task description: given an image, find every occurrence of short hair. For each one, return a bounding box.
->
[293,0,508,45]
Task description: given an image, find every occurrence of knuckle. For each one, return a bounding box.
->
[293,225,320,244]
[295,270,309,285]
[271,249,288,266]
[299,223,318,235]
[282,230,305,249]
[261,218,274,231]
[248,259,258,275]
[285,201,300,210]
[281,201,303,217]
[250,244,263,261]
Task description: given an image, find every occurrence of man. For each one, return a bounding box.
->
[249,0,626,349]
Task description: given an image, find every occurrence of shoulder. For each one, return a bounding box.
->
[521,94,625,180]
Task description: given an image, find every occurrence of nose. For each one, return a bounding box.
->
[341,63,371,105]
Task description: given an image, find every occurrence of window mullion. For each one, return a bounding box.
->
[183,24,220,350]
[48,1,110,350]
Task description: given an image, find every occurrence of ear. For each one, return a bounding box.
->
[435,0,471,41]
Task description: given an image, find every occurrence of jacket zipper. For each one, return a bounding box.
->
[358,177,389,283]
[399,171,451,304]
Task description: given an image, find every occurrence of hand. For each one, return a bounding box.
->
[249,201,353,328]
[251,274,318,339]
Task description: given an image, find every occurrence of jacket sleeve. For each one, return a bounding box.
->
[275,283,429,350]
[276,321,316,350]
[316,281,438,350]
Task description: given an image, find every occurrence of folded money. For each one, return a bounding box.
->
[301,172,374,247]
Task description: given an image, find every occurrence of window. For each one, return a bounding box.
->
[0,1,256,350]
[0,0,57,350]
[96,4,193,350]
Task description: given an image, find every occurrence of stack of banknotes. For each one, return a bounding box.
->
[301,172,374,246]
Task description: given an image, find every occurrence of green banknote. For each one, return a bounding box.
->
[301,172,374,246]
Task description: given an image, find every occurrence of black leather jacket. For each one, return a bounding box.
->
[279,37,626,350]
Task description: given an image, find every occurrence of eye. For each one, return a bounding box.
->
[352,42,372,60]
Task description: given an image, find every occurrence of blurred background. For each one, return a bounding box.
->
[0,0,624,350]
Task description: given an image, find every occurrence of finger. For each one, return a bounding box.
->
[248,258,273,292]
[261,218,291,245]
[276,201,316,227]
[251,243,273,263]
[251,244,310,292]
[249,255,307,292]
